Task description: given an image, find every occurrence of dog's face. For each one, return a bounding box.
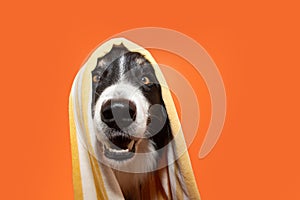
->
[92,44,172,172]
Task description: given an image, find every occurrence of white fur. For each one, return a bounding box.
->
[119,55,125,79]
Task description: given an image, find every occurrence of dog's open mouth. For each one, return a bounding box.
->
[104,134,138,161]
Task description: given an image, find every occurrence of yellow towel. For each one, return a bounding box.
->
[69,38,200,199]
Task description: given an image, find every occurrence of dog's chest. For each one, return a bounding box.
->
[114,171,158,200]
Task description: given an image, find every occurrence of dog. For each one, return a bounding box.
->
[91,43,173,199]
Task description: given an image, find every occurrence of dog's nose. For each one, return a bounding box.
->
[101,99,137,130]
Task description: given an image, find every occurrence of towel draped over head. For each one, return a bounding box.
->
[69,38,200,199]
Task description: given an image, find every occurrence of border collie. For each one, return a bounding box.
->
[91,43,173,199]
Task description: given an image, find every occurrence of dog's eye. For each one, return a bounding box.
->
[93,75,101,82]
[141,76,150,85]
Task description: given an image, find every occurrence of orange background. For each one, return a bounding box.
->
[1,0,299,199]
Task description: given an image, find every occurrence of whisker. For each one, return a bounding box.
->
[94,91,101,96]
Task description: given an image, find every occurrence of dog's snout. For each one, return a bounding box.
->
[101,99,137,130]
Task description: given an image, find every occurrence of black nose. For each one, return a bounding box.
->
[101,99,137,130]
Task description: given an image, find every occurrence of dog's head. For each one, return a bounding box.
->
[92,44,172,171]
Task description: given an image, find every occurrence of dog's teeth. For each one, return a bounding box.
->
[107,147,129,153]
[128,140,135,151]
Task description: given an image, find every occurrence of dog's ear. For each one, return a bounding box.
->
[96,43,129,69]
